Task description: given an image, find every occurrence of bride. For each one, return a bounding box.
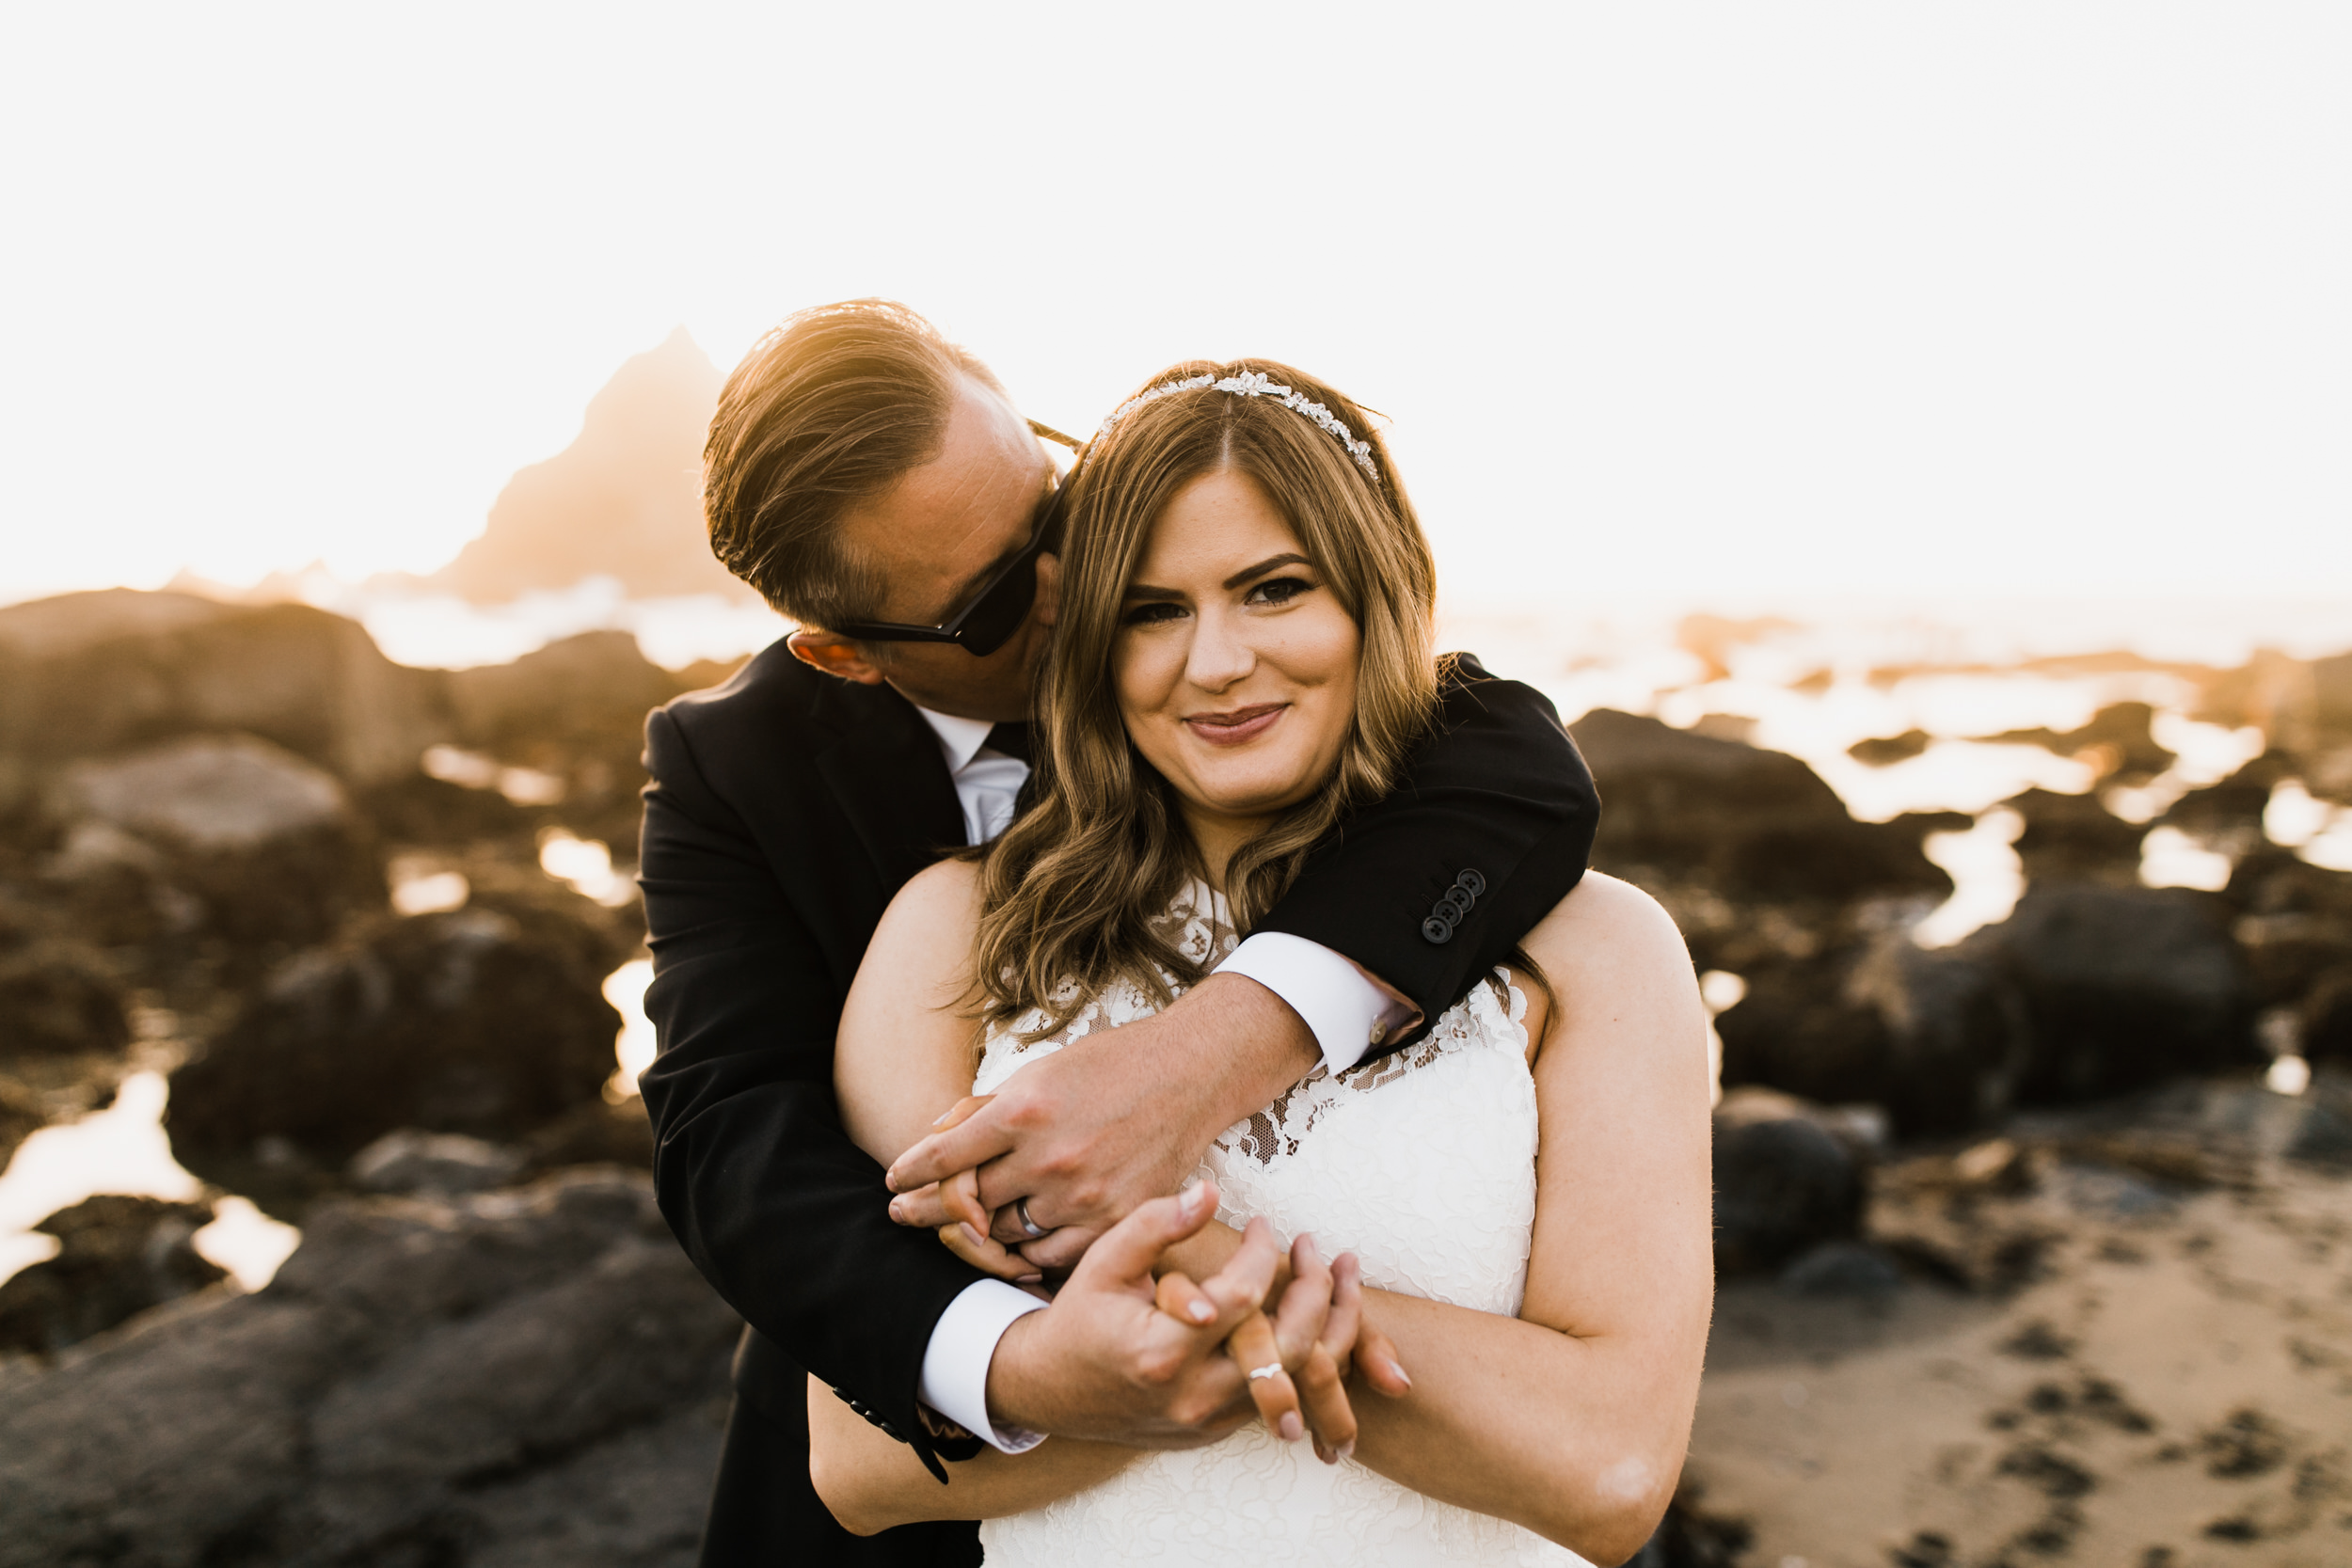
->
[807,360,1713,1564]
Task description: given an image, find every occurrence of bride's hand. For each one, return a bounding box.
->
[1159,1235,1387,1464]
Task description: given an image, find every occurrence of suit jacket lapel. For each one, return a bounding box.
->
[812,681,968,903]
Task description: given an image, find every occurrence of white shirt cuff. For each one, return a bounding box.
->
[920,1279,1050,1454]
[1216,931,1418,1075]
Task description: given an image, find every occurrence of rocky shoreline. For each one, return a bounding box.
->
[3,588,2350,1565]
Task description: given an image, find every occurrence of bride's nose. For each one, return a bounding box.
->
[1183,604,1256,693]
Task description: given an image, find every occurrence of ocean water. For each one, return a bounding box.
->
[5,588,2349,1296]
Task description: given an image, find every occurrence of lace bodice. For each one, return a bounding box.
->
[973,885,1584,1567]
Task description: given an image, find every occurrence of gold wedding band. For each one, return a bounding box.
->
[1247,1363,1283,1383]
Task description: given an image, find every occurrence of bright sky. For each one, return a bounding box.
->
[3,4,2346,606]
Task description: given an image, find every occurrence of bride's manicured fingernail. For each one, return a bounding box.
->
[1188,1299,1215,1324]
[1337,1440,1355,1462]
[1018,1273,1044,1285]
[1279,1412,1304,1442]
[959,1223,986,1247]
[1388,1359,1411,1390]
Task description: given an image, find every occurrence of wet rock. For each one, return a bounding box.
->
[0,1074,43,1166]
[2303,968,2352,1065]
[442,631,689,856]
[167,894,626,1166]
[1978,702,2175,784]
[1711,1090,1867,1276]
[1868,1147,2059,1292]
[0,1169,737,1568]
[1626,1479,1755,1567]
[2162,750,2296,841]
[520,1096,656,1175]
[0,591,445,791]
[1849,729,1932,767]
[46,735,384,949]
[0,941,132,1059]
[357,768,545,850]
[350,1129,526,1194]
[0,1196,225,1357]
[1979,883,2259,1103]
[1776,1240,1902,1297]
[2284,1095,2352,1168]
[2005,786,2146,884]
[1716,935,2031,1137]
[1569,708,1952,902]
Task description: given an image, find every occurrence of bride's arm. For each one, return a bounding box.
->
[818,858,1143,1530]
[1310,873,1711,1563]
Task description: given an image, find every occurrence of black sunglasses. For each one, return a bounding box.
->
[830,420,1081,658]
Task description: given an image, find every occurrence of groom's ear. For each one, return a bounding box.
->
[787,629,890,686]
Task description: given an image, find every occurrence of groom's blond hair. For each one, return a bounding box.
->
[704,299,1004,631]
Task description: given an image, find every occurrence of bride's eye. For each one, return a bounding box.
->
[1245,576,1315,608]
[1122,600,1185,626]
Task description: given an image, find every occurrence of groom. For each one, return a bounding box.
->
[637,299,1601,1566]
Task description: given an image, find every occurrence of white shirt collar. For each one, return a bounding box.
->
[914,706,1001,776]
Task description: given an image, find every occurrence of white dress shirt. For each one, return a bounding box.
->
[908,705,1413,1450]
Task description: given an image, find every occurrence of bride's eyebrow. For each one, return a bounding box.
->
[1222,552,1311,590]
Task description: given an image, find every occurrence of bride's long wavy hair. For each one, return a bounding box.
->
[972,360,1441,1037]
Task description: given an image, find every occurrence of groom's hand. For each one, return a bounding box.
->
[884,973,1319,1270]
[984,1180,1331,1446]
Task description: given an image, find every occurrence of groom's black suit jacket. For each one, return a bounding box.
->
[636,641,1599,1566]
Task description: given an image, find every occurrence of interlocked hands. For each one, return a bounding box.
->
[973,1177,1406,1463]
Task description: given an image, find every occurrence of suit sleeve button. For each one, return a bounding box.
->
[1456,869,1487,898]
[1438,887,1474,919]
[1421,915,1454,944]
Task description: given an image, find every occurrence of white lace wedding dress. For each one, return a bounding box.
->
[971,884,1587,1567]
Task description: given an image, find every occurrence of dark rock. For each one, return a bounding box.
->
[349,1129,526,1194]
[2304,968,2352,1064]
[1569,708,1952,902]
[168,895,627,1165]
[2198,1407,2289,1479]
[358,768,546,850]
[2233,914,2352,1011]
[0,1074,44,1166]
[2316,651,2352,736]
[1848,729,1931,767]
[0,591,445,791]
[45,735,385,949]
[520,1096,656,1175]
[0,941,132,1060]
[2284,1096,2352,1167]
[1711,1092,1866,1276]
[1625,1481,1755,1567]
[1868,1147,2059,1292]
[2005,786,2145,884]
[1776,1240,1901,1296]
[2223,845,2352,918]
[1715,935,2031,1137]
[2163,750,2295,840]
[442,631,690,857]
[1979,883,2259,1103]
[1978,702,2175,784]
[0,1196,225,1356]
[0,1170,737,1568]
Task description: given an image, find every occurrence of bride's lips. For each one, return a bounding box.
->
[1183,702,1287,747]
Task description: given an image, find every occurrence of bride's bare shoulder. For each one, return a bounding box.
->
[1521,871,1692,986]
[870,856,984,959]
